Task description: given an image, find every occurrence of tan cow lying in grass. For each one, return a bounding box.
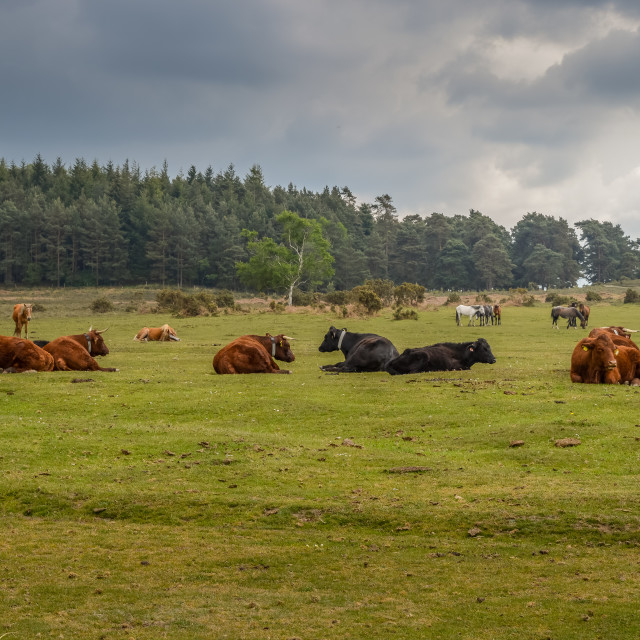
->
[134,324,180,342]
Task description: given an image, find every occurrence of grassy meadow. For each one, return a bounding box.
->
[1,287,640,639]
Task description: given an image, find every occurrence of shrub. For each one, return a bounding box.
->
[214,289,235,308]
[323,290,351,306]
[364,279,394,305]
[291,289,315,306]
[585,290,602,302]
[156,289,187,311]
[354,286,383,315]
[156,289,218,316]
[444,292,461,304]
[545,293,570,306]
[393,283,426,307]
[269,300,286,313]
[624,288,640,304]
[475,293,492,303]
[522,295,536,307]
[90,296,115,313]
[392,307,419,321]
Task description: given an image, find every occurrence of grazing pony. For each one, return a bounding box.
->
[12,303,32,339]
[456,305,484,327]
[578,303,590,327]
[551,306,585,329]
[493,304,501,325]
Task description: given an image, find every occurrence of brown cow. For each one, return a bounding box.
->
[12,303,32,339]
[613,345,640,385]
[570,332,621,384]
[134,324,180,342]
[589,327,639,350]
[0,335,54,373]
[43,328,117,372]
[213,333,295,374]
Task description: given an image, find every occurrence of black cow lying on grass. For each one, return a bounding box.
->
[318,326,399,372]
[385,338,496,375]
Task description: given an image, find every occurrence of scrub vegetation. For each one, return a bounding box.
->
[2,287,640,639]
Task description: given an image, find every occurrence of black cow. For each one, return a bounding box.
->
[318,326,399,372]
[385,338,496,375]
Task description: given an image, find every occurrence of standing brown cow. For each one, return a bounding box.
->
[43,328,117,372]
[213,334,295,374]
[0,336,54,373]
[12,303,32,339]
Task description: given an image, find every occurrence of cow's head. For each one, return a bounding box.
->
[580,334,620,381]
[468,338,496,364]
[318,326,347,352]
[268,334,295,362]
[87,327,110,356]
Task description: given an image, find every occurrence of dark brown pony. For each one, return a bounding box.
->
[492,304,501,326]
[578,303,590,327]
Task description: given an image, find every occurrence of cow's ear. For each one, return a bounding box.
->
[582,345,589,351]
[279,340,283,347]
[266,332,272,337]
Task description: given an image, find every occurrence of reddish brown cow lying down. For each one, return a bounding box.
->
[0,335,54,372]
[134,324,180,341]
[43,328,118,372]
[213,334,295,374]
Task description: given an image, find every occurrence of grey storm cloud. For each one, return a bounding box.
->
[2,0,640,239]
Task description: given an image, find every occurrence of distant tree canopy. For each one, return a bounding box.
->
[0,156,638,290]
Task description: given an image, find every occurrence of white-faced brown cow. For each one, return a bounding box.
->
[213,333,295,374]
[0,335,54,373]
[134,324,180,342]
[12,303,32,339]
[43,328,118,372]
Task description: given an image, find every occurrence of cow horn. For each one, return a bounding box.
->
[622,327,639,333]
[283,335,294,340]
[95,328,109,334]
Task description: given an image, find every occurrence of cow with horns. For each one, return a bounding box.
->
[12,303,33,339]
[134,324,180,342]
[0,336,54,373]
[385,338,496,375]
[317,326,399,372]
[213,333,295,374]
[43,328,118,372]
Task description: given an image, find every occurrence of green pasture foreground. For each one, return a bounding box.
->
[2,296,640,639]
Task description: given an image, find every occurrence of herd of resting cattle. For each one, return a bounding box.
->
[2,302,639,385]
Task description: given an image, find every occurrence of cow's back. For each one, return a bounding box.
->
[0,336,53,372]
[43,336,116,371]
[213,336,281,374]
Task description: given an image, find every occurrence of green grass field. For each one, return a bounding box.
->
[2,289,640,639]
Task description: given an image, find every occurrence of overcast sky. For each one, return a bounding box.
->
[3,0,640,240]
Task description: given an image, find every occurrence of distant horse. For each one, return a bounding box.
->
[493,304,501,325]
[12,303,32,339]
[551,306,585,329]
[579,303,590,327]
[480,304,494,326]
[456,304,484,327]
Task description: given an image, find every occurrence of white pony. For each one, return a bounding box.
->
[456,304,485,327]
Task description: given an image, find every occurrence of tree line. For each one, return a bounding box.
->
[1,155,639,291]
